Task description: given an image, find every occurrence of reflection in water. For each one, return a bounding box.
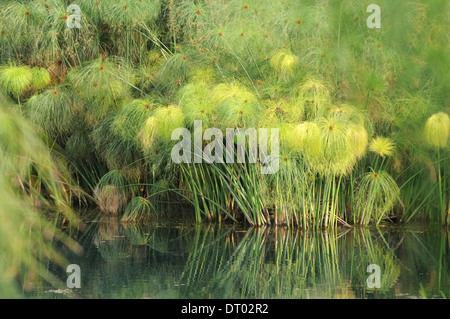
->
[180,226,402,298]
[32,217,449,299]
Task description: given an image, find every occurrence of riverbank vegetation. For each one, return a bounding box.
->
[0,0,449,295]
[1,0,449,226]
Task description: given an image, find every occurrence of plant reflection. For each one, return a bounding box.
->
[35,218,449,299]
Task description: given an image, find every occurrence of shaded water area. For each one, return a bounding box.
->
[29,212,449,299]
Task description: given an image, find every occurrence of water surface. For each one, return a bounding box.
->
[29,214,449,299]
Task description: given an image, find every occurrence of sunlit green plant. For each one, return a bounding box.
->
[424,112,450,225]
[261,99,304,126]
[346,124,369,160]
[121,196,153,223]
[112,98,154,140]
[139,105,185,154]
[313,116,357,176]
[178,81,216,129]
[30,67,51,90]
[270,49,299,80]
[0,64,32,102]
[424,112,450,149]
[369,136,395,158]
[355,170,400,225]
[213,82,262,128]
[296,78,331,120]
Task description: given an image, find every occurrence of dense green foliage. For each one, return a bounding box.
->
[0,0,449,229]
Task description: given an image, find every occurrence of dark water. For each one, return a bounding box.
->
[29,215,449,299]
